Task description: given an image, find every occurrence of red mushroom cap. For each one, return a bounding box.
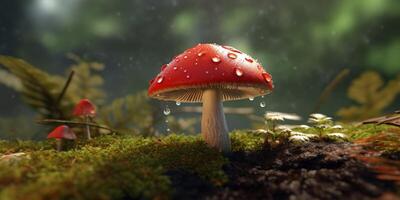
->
[47,125,77,140]
[73,99,96,117]
[148,43,274,102]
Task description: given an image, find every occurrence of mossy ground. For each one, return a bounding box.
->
[0,124,399,200]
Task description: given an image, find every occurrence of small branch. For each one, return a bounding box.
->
[177,106,255,115]
[37,119,118,133]
[313,68,350,113]
[56,70,75,105]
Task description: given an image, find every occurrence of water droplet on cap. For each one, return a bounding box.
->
[173,66,177,70]
[186,75,190,79]
[198,52,205,57]
[157,76,164,83]
[234,68,244,77]
[262,72,272,82]
[211,57,221,63]
[227,53,237,59]
[183,69,187,73]
[245,58,254,63]
[183,55,188,59]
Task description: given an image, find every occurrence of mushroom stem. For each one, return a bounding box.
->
[85,117,91,140]
[201,89,231,152]
[56,139,62,151]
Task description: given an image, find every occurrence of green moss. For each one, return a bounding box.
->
[0,134,228,200]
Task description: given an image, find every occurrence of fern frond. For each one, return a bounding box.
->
[0,55,68,119]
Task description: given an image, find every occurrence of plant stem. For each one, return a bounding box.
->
[56,70,75,105]
[86,116,91,140]
[37,119,117,133]
[56,139,62,151]
[201,89,230,153]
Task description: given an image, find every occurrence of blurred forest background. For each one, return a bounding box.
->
[0,0,399,139]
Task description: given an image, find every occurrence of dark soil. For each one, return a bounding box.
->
[167,142,398,200]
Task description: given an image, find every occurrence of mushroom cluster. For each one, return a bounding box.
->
[148,43,274,152]
[46,99,97,151]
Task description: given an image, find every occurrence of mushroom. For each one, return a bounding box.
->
[47,125,77,151]
[148,44,274,152]
[73,99,96,140]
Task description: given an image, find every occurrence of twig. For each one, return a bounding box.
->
[37,119,118,133]
[313,68,350,113]
[56,70,75,105]
[176,106,255,115]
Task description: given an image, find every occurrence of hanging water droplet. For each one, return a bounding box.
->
[249,97,254,101]
[157,76,164,83]
[260,101,266,108]
[211,57,221,63]
[165,119,169,123]
[234,68,244,77]
[173,66,177,70]
[163,106,171,115]
[167,128,171,132]
[176,102,181,106]
[186,75,190,79]
[227,53,237,59]
[261,95,265,98]
[198,52,205,57]
[245,58,254,63]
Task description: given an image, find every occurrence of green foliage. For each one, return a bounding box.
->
[0,55,106,120]
[0,55,67,119]
[337,71,400,121]
[99,92,154,135]
[0,55,192,138]
[66,54,106,105]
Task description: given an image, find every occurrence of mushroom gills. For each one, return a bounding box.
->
[201,89,231,152]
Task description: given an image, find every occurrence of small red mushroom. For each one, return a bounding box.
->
[148,43,274,152]
[73,99,96,140]
[47,125,77,151]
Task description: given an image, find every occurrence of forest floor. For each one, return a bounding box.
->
[172,142,398,200]
[0,125,399,200]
